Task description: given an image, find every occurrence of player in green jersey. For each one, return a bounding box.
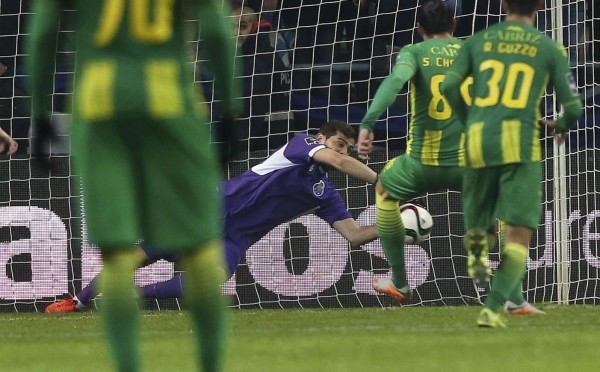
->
[358,0,542,315]
[441,0,582,327]
[28,0,241,370]
[357,0,467,303]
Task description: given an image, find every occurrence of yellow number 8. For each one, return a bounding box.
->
[428,74,452,120]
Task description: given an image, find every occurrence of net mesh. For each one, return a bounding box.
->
[0,0,598,311]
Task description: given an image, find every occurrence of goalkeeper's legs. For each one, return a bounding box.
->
[180,242,229,372]
[98,248,141,372]
[77,247,149,308]
[374,184,410,301]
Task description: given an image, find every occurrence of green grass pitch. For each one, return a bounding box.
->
[2,305,599,371]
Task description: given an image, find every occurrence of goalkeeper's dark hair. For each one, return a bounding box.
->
[504,0,540,16]
[319,120,356,140]
[417,0,454,35]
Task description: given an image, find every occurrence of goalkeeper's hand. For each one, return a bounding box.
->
[31,117,56,171]
[213,116,242,167]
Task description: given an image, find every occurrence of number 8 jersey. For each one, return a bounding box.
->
[372,38,469,167]
[445,21,581,168]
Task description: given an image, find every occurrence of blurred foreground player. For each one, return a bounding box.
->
[28,0,241,370]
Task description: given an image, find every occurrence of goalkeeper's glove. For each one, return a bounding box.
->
[212,116,242,167]
[31,117,55,171]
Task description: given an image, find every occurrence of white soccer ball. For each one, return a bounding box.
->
[401,203,433,244]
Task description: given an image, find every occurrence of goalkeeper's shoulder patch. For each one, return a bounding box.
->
[305,136,319,146]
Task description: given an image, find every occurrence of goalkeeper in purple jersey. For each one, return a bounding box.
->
[46,121,381,312]
[222,120,379,274]
[441,0,582,327]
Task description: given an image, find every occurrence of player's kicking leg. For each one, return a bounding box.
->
[372,181,412,303]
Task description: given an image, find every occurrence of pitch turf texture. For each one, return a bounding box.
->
[2,306,598,372]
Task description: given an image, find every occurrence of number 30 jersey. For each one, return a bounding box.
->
[446,21,581,168]
[395,38,467,167]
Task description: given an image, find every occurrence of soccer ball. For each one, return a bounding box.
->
[401,203,433,244]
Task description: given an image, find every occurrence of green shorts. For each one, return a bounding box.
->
[462,162,542,231]
[71,113,221,251]
[379,154,463,202]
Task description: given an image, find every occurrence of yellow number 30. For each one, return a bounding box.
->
[95,0,174,46]
[474,59,535,109]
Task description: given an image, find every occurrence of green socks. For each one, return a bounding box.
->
[485,243,528,313]
[181,243,229,372]
[376,193,407,289]
[99,250,141,372]
[506,271,527,305]
[99,244,228,372]
[497,221,527,305]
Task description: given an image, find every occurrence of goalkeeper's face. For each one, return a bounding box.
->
[320,132,355,156]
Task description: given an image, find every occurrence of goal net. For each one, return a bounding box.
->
[0,0,598,311]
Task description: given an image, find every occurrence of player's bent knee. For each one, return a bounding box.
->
[375,191,398,211]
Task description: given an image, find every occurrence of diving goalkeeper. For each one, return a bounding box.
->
[47,120,380,312]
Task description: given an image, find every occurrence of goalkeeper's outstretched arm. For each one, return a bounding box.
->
[333,219,377,247]
[313,148,379,185]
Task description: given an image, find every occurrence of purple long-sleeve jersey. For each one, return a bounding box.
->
[222,134,351,274]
